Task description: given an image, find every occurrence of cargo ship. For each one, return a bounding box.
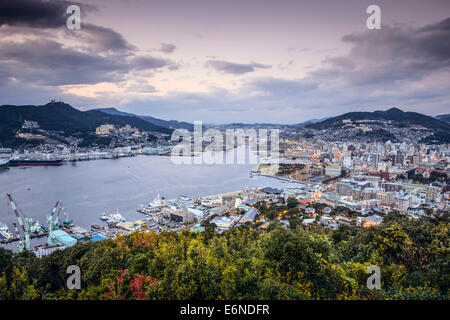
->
[9,156,63,166]
[0,159,9,170]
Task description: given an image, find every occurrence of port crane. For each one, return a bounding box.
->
[55,202,72,227]
[6,194,31,252]
[12,223,24,252]
[47,201,59,231]
[47,201,59,245]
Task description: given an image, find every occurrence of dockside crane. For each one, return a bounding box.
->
[47,201,59,245]
[56,202,72,226]
[47,201,59,231]
[6,194,31,251]
[12,223,24,252]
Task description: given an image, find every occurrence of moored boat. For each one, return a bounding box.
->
[0,222,13,240]
[99,211,125,224]
[9,157,63,166]
[0,159,9,170]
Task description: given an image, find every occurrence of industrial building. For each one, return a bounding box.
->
[33,244,65,258]
[48,229,77,248]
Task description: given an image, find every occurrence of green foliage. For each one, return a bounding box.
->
[77,133,112,148]
[276,164,305,176]
[0,215,448,300]
[0,102,172,147]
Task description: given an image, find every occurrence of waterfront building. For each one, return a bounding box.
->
[33,244,65,258]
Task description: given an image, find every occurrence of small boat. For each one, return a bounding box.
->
[99,211,125,223]
[110,212,125,222]
[106,219,117,226]
[29,219,43,234]
[0,222,13,240]
[91,224,101,230]
[149,194,165,207]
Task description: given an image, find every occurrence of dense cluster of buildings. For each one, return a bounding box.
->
[9,121,173,161]
[3,118,449,242]
[278,136,449,218]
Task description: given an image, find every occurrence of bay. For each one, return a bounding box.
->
[0,154,290,250]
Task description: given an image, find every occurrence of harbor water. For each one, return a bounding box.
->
[0,154,296,250]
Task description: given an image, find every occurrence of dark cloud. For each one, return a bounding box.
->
[0,39,129,85]
[245,77,317,96]
[0,0,91,28]
[0,38,176,86]
[122,17,450,123]
[315,17,450,86]
[65,23,135,53]
[0,1,178,87]
[130,56,173,70]
[205,60,271,75]
[159,43,176,54]
[0,0,128,55]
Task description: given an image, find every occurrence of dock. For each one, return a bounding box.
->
[0,231,48,244]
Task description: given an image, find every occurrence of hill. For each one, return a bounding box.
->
[0,102,171,147]
[436,114,450,123]
[306,108,450,132]
[94,109,328,130]
[92,107,194,131]
[0,214,447,300]
[289,117,329,128]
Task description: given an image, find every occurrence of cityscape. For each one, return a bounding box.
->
[0,0,448,308]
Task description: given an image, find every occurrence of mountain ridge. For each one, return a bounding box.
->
[436,114,450,123]
[91,107,194,131]
[0,102,172,147]
[306,107,450,132]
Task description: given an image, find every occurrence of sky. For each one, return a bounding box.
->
[0,0,449,124]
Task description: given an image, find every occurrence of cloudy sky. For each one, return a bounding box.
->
[0,0,449,123]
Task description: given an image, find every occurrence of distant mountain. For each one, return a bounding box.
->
[436,114,450,123]
[210,123,288,129]
[91,107,136,117]
[93,107,194,131]
[306,108,450,132]
[0,102,171,147]
[289,118,329,128]
[93,108,328,130]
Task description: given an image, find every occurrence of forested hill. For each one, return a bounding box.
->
[306,107,450,132]
[0,213,447,300]
[0,102,172,145]
[92,107,194,131]
[436,114,450,123]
